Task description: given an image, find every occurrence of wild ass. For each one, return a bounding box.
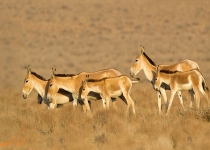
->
[154,66,209,116]
[130,45,200,114]
[81,75,139,115]
[47,68,122,110]
[22,65,73,109]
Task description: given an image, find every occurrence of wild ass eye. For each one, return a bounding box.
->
[83,88,85,91]
[135,59,138,62]
[49,84,53,87]
[25,80,28,83]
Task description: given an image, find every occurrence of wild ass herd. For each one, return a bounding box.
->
[22,46,209,116]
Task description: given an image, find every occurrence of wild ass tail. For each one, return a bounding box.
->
[202,81,209,92]
[198,70,209,92]
[200,74,209,92]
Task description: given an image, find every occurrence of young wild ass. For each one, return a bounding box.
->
[130,45,200,114]
[47,68,122,110]
[154,66,209,116]
[81,75,139,115]
[22,65,73,109]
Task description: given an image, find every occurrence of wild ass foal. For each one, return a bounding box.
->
[154,66,209,116]
[22,65,73,109]
[47,68,122,111]
[130,45,200,114]
[81,75,139,115]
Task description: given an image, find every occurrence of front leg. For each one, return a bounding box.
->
[105,96,111,109]
[160,88,168,109]
[48,97,57,109]
[166,90,176,116]
[72,94,78,106]
[99,94,106,109]
[37,94,43,104]
[157,91,162,115]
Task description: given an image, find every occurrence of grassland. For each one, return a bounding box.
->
[0,0,210,149]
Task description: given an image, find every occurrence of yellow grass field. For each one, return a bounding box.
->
[0,0,210,149]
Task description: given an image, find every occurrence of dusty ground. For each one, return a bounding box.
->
[0,0,210,149]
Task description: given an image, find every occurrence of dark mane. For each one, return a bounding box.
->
[143,52,156,66]
[31,72,47,81]
[160,70,180,74]
[54,74,76,77]
[87,77,108,82]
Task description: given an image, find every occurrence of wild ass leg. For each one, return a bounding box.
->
[123,91,135,115]
[189,89,195,108]
[83,97,91,112]
[37,94,43,104]
[166,90,176,116]
[72,93,78,107]
[157,88,168,114]
[111,98,117,109]
[177,91,186,111]
[105,96,111,109]
[193,87,200,108]
[49,98,57,109]
[102,98,106,109]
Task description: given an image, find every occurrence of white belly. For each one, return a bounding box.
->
[109,90,122,98]
[177,83,192,91]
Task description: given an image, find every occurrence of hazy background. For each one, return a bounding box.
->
[0,0,210,149]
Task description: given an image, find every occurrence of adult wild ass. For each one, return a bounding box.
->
[22,65,73,109]
[154,66,209,116]
[130,45,200,114]
[47,68,122,110]
[81,75,139,115]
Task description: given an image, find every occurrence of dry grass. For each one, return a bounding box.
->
[1,0,210,149]
[1,86,210,150]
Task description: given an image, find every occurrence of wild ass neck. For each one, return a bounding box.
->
[142,55,156,82]
[32,75,47,97]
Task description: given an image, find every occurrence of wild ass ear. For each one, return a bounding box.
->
[156,65,160,73]
[26,65,31,74]
[140,45,144,54]
[52,68,56,77]
[85,75,89,81]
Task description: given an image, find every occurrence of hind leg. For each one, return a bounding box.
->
[193,87,200,108]
[177,91,186,111]
[189,89,195,108]
[123,91,135,115]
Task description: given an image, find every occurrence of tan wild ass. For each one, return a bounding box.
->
[130,45,200,114]
[154,66,209,116]
[47,68,122,110]
[81,75,139,115]
[22,65,73,109]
